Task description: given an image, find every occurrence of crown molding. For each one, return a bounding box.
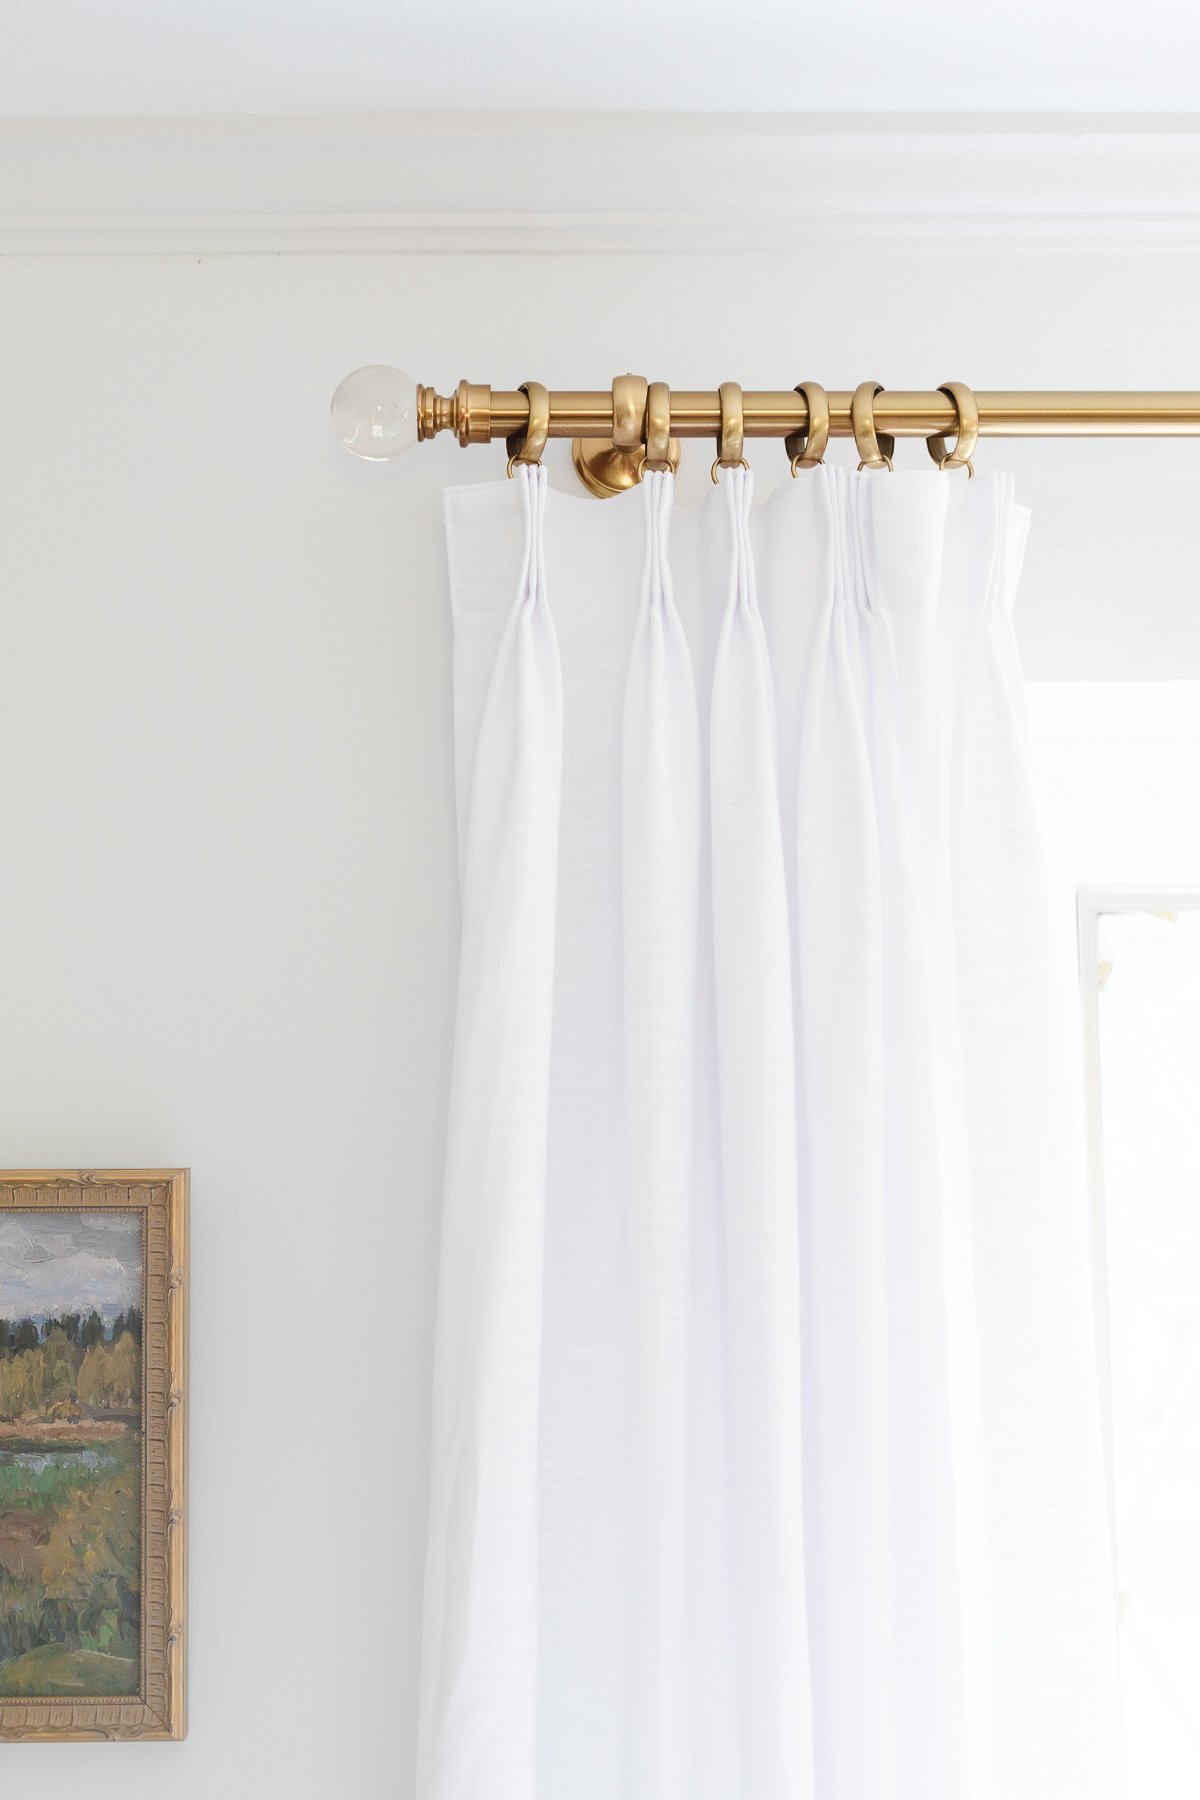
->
[2,113,1200,256]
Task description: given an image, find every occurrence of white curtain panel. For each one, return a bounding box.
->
[417,462,1121,1800]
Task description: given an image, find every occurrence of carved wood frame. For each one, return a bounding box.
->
[0,1170,187,1742]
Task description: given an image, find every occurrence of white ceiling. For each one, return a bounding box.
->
[2,0,1200,116]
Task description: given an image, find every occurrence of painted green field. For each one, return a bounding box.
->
[0,1432,141,1698]
[0,1642,138,1698]
[2,1221,145,1703]
[0,1440,130,1509]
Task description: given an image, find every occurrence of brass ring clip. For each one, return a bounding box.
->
[926,381,978,476]
[786,381,830,474]
[642,380,675,474]
[711,381,750,483]
[852,381,895,471]
[506,381,550,476]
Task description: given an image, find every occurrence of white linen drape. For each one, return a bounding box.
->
[418,462,1121,1800]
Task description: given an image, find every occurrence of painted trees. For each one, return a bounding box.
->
[0,1317,140,1418]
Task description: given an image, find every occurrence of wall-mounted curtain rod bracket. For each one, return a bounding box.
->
[568,374,682,495]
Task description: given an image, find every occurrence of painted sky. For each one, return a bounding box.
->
[0,1211,142,1321]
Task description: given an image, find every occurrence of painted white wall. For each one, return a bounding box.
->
[0,118,1198,1798]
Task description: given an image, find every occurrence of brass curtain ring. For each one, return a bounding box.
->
[505,381,550,476]
[611,373,648,454]
[643,380,674,474]
[786,381,830,473]
[711,380,749,483]
[852,380,895,472]
[926,381,979,476]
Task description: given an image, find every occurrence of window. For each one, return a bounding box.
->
[1081,899,1200,1796]
[1029,682,1200,1796]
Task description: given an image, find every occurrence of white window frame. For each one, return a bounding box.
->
[1027,682,1200,1749]
[1075,885,1200,1565]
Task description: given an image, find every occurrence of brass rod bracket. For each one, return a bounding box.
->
[571,434,682,497]
[571,373,680,498]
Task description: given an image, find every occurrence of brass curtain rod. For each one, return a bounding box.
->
[330,369,1200,495]
[407,378,1200,493]
[419,385,1200,443]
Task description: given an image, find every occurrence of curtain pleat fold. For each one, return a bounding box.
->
[791,470,897,1800]
[418,464,563,1800]
[708,467,812,1799]
[619,469,702,1798]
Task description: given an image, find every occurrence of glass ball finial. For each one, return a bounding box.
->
[331,365,419,460]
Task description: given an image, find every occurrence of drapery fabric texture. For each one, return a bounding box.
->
[418,464,1121,1800]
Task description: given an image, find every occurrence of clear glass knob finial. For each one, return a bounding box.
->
[331,365,418,460]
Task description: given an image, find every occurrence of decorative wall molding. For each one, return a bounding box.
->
[3,113,1200,256]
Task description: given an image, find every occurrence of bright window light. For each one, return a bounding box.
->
[1092,904,1200,1796]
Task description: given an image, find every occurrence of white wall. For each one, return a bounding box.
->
[1,118,1199,1798]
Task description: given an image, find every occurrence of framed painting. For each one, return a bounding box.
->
[0,1170,186,1741]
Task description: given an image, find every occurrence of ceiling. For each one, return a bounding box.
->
[2,0,1199,116]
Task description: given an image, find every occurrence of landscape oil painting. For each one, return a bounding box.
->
[0,1210,143,1700]
[0,1171,186,1743]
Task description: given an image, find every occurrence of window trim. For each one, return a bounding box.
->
[1076,886,1200,1602]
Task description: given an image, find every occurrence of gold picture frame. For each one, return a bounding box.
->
[0,1170,187,1741]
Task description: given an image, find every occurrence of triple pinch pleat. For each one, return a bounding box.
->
[855,475,992,1798]
[791,468,897,1799]
[708,466,814,1798]
[849,477,977,1799]
[945,480,1121,1797]
[416,463,563,1800]
[619,469,701,1799]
